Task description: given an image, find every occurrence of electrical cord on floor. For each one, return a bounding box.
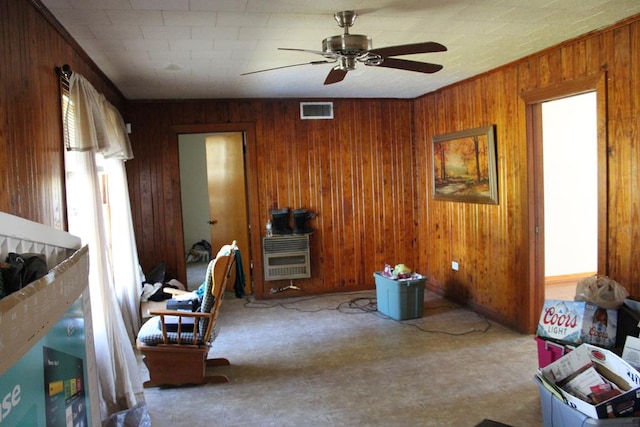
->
[366,299,492,335]
[243,293,492,336]
[396,309,493,336]
[243,292,376,313]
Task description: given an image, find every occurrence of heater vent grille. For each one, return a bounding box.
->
[263,235,310,281]
[264,236,309,253]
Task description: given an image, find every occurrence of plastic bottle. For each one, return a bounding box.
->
[383,264,392,277]
[266,219,273,237]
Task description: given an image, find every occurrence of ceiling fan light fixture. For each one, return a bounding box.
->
[336,56,357,71]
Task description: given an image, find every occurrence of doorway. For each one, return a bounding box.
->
[542,92,598,300]
[523,72,607,333]
[178,132,253,294]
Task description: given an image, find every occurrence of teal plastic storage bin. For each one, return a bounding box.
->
[374,272,425,320]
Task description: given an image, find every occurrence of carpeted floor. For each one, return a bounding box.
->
[185,261,209,289]
[138,289,544,426]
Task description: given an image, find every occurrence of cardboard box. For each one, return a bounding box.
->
[537,300,618,348]
[539,343,640,419]
[536,375,640,426]
[374,272,425,320]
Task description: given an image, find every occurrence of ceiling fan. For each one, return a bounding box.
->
[242,10,447,85]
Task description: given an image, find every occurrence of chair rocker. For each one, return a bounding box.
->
[136,241,237,387]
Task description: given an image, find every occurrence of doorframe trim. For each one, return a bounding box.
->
[170,122,263,298]
[520,71,608,333]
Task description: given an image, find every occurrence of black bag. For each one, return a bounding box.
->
[164,318,195,333]
[165,294,204,332]
[164,305,197,333]
[0,253,48,298]
[143,262,176,301]
[167,296,201,312]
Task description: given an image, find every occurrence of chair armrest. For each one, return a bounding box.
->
[163,287,188,296]
[148,309,209,318]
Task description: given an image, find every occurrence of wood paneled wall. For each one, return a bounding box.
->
[0,0,124,228]
[414,15,640,332]
[126,99,417,298]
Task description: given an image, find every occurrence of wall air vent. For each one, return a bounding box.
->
[300,102,334,120]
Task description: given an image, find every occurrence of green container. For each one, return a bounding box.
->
[374,272,425,320]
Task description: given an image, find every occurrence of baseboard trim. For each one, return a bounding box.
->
[545,272,595,285]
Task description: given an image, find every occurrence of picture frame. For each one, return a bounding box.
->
[432,125,498,204]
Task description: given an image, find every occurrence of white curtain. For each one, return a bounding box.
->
[105,158,142,339]
[64,73,144,418]
[65,74,132,159]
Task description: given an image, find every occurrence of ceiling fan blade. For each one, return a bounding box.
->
[324,68,348,85]
[374,57,443,74]
[279,47,338,59]
[241,60,331,76]
[369,42,447,57]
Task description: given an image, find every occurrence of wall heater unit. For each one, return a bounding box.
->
[263,235,311,281]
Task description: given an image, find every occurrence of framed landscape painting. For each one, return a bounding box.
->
[432,125,498,204]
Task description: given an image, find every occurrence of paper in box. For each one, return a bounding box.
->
[622,336,640,371]
[539,343,640,419]
[537,300,618,348]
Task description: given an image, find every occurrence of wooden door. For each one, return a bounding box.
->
[205,133,252,294]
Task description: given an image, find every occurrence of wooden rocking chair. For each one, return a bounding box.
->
[136,241,237,387]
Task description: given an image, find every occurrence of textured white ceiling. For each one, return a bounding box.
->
[41,0,640,100]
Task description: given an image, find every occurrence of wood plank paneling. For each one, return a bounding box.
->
[414,14,640,332]
[0,0,124,228]
[127,98,417,298]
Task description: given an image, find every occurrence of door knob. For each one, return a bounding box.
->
[208,219,218,225]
